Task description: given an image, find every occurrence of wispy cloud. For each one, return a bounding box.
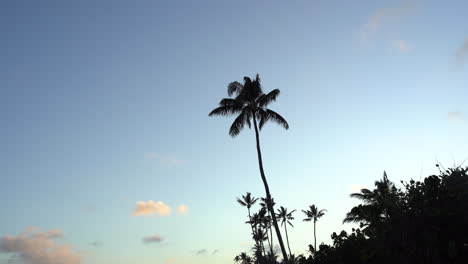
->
[212,249,219,255]
[447,111,466,123]
[142,234,164,244]
[195,249,207,256]
[360,0,414,41]
[0,228,82,264]
[145,152,182,165]
[133,200,171,216]
[393,40,413,52]
[455,37,468,66]
[176,204,189,215]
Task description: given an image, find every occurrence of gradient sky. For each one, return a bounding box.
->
[1,1,468,264]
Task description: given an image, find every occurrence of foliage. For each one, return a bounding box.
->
[300,166,468,264]
[235,166,468,264]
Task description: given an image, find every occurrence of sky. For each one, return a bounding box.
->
[1,0,468,263]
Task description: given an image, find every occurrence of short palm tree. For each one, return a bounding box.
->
[276,206,296,257]
[343,171,398,235]
[260,197,275,255]
[209,74,289,261]
[234,252,252,264]
[302,204,327,251]
[237,192,259,237]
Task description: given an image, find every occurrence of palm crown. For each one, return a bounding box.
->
[302,205,327,223]
[343,172,399,230]
[236,192,259,210]
[276,206,296,227]
[208,74,289,136]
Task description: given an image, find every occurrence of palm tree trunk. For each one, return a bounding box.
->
[265,228,272,254]
[269,220,274,255]
[284,224,292,257]
[265,210,274,255]
[253,117,289,263]
[248,209,255,239]
[314,220,317,251]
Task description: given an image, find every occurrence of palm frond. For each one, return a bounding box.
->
[256,109,267,129]
[257,89,280,108]
[228,81,243,97]
[209,105,243,116]
[219,98,243,107]
[258,109,289,130]
[229,108,252,137]
[317,209,327,218]
[236,197,247,207]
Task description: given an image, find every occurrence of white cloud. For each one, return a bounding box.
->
[0,228,82,264]
[393,40,413,52]
[176,204,189,215]
[455,37,468,66]
[145,152,182,165]
[360,1,414,41]
[133,200,171,216]
[142,234,164,244]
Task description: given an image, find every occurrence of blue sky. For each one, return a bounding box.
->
[1,1,467,264]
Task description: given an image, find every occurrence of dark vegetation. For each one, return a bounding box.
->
[210,75,468,264]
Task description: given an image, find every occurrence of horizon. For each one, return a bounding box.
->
[1,1,468,264]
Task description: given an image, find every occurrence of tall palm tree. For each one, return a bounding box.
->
[237,192,259,237]
[209,74,289,261]
[302,204,327,251]
[276,206,296,257]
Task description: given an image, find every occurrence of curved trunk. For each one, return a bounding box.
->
[284,224,292,257]
[253,117,289,263]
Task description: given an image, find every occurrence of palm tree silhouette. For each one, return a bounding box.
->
[209,74,289,261]
[234,252,252,264]
[248,208,269,257]
[260,197,275,255]
[237,192,259,237]
[276,206,296,257]
[343,171,398,235]
[252,226,269,256]
[302,204,327,251]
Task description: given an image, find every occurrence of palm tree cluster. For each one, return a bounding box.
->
[236,191,326,264]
